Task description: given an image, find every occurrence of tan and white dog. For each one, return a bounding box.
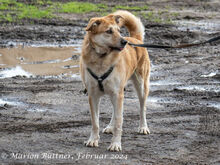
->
[80,10,151,152]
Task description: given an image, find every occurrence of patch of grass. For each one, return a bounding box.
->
[142,11,157,22]
[5,13,13,22]
[114,5,149,11]
[0,0,9,10]
[171,12,180,17]
[36,0,53,6]
[0,0,54,22]
[0,0,109,22]
[142,11,173,24]
[165,5,171,10]
[132,11,138,16]
[18,6,53,19]
[0,0,173,25]
[100,11,110,16]
[59,2,107,13]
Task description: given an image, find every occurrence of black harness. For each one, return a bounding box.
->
[87,66,114,92]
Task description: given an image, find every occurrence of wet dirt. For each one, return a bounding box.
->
[0,0,220,165]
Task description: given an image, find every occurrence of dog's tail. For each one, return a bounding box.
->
[114,10,145,41]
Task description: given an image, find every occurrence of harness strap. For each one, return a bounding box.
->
[87,66,114,92]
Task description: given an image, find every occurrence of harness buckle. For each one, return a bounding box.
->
[87,66,114,92]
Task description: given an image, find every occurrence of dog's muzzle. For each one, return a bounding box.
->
[110,39,127,51]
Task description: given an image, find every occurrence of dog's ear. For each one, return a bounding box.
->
[113,15,124,26]
[85,18,101,33]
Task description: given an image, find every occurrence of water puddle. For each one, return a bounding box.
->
[176,85,220,93]
[148,97,180,104]
[0,42,82,78]
[199,100,220,110]
[151,80,181,86]
[0,97,52,112]
[174,20,220,33]
[206,102,220,109]
[201,71,217,78]
[0,66,33,78]
[27,107,49,112]
[0,98,24,106]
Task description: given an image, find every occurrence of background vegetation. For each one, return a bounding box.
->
[0,0,177,24]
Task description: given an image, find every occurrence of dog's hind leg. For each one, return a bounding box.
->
[102,109,114,134]
[131,72,150,135]
[103,95,120,134]
[84,95,101,147]
[107,91,124,152]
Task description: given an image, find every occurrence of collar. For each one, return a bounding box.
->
[87,66,114,92]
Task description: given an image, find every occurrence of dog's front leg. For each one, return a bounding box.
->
[108,92,124,152]
[85,95,100,147]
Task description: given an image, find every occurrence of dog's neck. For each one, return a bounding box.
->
[82,35,121,73]
[92,46,108,58]
[89,39,110,58]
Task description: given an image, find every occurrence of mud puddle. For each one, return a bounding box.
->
[0,97,53,112]
[174,20,220,33]
[176,84,220,93]
[0,98,23,107]
[0,42,82,78]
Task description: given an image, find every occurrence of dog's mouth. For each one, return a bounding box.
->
[110,46,125,51]
[109,39,128,52]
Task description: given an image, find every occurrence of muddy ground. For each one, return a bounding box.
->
[0,0,220,165]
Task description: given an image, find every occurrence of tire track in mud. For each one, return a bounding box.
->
[0,120,90,134]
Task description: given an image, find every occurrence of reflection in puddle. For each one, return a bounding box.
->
[0,97,50,112]
[0,66,32,78]
[23,59,62,65]
[0,42,82,78]
[177,85,220,93]
[200,101,220,110]
[201,71,217,78]
[151,80,181,86]
[71,74,81,81]
[27,108,47,112]
[148,97,181,104]
[174,20,220,33]
[0,98,24,106]
[62,65,79,69]
[208,102,220,109]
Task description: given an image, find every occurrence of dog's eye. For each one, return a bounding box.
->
[106,29,113,34]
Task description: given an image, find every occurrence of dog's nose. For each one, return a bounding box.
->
[121,39,127,46]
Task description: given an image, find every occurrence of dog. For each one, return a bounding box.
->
[80,10,151,152]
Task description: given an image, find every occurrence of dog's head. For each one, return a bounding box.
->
[85,14,127,55]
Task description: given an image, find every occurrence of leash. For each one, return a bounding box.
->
[128,35,220,49]
[82,35,220,94]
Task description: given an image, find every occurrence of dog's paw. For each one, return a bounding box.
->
[84,139,99,147]
[107,142,122,152]
[138,126,150,135]
[102,126,113,134]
